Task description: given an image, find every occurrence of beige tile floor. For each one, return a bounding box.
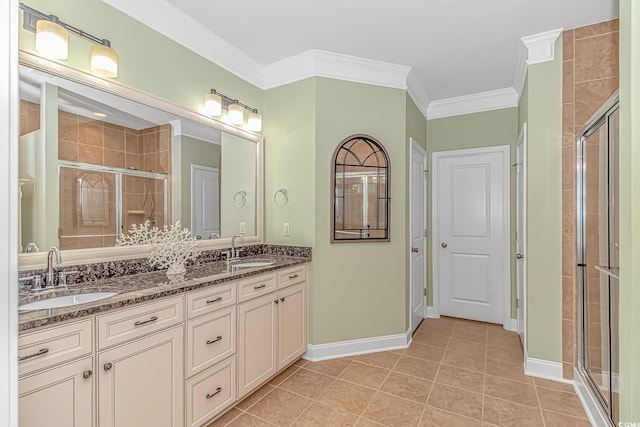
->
[209,316,591,426]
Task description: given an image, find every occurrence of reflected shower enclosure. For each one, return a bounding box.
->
[576,93,619,424]
[59,163,167,250]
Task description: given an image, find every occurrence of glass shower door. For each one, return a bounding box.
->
[577,97,619,424]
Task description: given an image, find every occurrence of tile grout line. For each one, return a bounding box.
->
[534,380,548,427]
[417,323,452,426]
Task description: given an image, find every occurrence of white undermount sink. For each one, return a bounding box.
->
[19,292,118,311]
[231,259,276,269]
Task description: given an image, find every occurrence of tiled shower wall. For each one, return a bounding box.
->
[562,19,619,379]
[19,101,172,249]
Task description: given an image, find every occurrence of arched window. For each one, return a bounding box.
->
[332,134,390,242]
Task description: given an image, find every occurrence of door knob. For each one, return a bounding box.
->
[441,242,448,248]
[412,247,419,253]
[516,253,525,260]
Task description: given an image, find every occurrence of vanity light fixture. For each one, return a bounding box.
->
[20,2,119,78]
[204,88,262,131]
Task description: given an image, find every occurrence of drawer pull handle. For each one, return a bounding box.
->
[206,387,222,399]
[254,284,266,290]
[206,297,223,304]
[274,299,279,304]
[104,362,113,371]
[289,274,299,279]
[83,370,93,379]
[281,297,285,302]
[206,336,223,345]
[134,316,158,326]
[19,348,49,361]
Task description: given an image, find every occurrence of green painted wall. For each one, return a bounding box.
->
[263,79,316,247]
[179,135,220,230]
[522,37,563,363]
[18,0,262,121]
[426,108,518,316]
[405,95,427,150]
[618,0,640,419]
[220,133,257,237]
[313,78,408,344]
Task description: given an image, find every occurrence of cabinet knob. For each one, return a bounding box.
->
[104,362,113,371]
[412,247,419,253]
[516,253,525,260]
[83,370,93,379]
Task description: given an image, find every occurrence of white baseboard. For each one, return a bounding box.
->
[574,368,611,427]
[426,306,439,318]
[524,354,569,382]
[302,329,411,362]
[504,318,518,332]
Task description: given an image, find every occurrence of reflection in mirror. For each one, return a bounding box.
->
[332,135,390,242]
[18,64,260,256]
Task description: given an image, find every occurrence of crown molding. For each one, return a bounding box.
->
[521,28,563,65]
[102,0,264,88]
[513,41,529,98]
[426,87,519,120]
[263,49,412,91]
[406,70,430,119]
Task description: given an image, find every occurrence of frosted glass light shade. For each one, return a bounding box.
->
[91,43,118,78]
[228,103,244,125]
[247,112,262,131]
[204,92,222,116]
[35,19,68,60]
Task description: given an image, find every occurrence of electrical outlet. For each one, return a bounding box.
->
[239,222,246,234]
[282,222,290,236]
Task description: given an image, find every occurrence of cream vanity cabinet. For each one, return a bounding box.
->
[18,262,308,427]
[237,265,307,398]
[18,319,94,427]
[96,296,184,427]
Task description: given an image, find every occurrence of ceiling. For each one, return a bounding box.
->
[105,0,617,111]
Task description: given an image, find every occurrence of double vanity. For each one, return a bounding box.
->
[17,251,309,427]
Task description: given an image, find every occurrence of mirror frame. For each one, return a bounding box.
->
[18,51,264,270]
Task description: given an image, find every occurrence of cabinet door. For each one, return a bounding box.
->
[98,326,183,427]
[278,283,307,369]
[237,293,277,398]
[19,357,93,427]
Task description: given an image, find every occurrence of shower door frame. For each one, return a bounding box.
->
[576,91,619,426]
[59,160,168,241]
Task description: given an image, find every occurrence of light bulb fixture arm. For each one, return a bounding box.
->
[20,2,112,48]
[209,89,259,114]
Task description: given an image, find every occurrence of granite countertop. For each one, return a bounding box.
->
[19,255,309,332]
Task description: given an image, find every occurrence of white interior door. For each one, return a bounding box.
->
[516,123,527,349]
[410,139,427,333]
[191,165,220,239]
[433,146,510,325]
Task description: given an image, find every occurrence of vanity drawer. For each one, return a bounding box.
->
[185,356,237,427]
[97,296,183,350]
[18,319,93,376]
[186,282,236,320]
[237,273,277,303]
[278,265,307,289]
[186,306,236,378]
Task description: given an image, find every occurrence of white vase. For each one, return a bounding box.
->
[166,263,186,281]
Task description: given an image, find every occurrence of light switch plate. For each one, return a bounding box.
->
[282,223,290,236]
[239,222,246,234]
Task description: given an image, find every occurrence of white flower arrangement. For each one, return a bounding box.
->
[116,220,201,276]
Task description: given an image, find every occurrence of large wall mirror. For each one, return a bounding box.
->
[18,53,263,269]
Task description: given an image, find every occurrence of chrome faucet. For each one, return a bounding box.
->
[231,234,245,260]
[45,246,62,288]
[208,232,220,239]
